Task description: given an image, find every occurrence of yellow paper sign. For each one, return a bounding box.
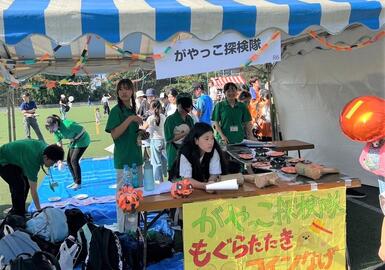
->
[183,187,346,269]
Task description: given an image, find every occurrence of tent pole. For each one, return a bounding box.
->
[11,89,16,141]
[265,63,281,141]
[7,89,12,142]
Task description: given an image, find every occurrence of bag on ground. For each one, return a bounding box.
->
[6,251,61,270]
[0,230,40,264]
[26,207,68,243]
[85,225,123,270]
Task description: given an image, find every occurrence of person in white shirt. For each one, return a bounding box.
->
[165,88,178,116]
[172,122,227,190]
[145,100,167,182]
[101,93,111,115]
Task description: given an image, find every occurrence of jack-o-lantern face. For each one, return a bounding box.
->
[117,185,144,212]
[340,96,385,142]
[171,179,193,199]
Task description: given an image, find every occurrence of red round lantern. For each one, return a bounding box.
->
[171,179,193,199]
[340,96,385,142]
[117,185,143,212]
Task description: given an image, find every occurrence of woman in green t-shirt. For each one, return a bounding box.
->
[45,115,90,190]
[105,78,144,233]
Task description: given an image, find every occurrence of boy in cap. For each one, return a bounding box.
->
[164,94,195,177]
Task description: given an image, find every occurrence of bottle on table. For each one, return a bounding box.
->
[123,164,132,186]
[131,163,139,188]
[143,160,155,191]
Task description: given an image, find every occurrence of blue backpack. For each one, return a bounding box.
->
[0,230,40,264]
[26,208,68,243]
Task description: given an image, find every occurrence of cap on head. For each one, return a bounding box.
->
[136,90,145,98]
[192,82,204,91]
[145,88,156,97]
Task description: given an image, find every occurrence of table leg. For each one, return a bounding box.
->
[297,150,301,158]
[142,211,148,269]
[141,210,168,269]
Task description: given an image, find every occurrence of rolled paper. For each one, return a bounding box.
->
[205,179,238,191]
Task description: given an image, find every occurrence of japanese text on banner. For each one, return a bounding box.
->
[183,187,346,270]
[154,30,281,79]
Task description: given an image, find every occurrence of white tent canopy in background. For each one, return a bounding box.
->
[272,26,385,186]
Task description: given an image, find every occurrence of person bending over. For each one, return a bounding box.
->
[0,140,64,216]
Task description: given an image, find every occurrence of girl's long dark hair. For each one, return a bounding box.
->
[150,100,162,126]
[117,79,136,113]
[172,122,227,182]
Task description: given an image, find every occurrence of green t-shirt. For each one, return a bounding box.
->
[164,111,194,170]
[54,119,90,148]
[211,100,252,144]
[0,139,46,182]
[105,104,143,169]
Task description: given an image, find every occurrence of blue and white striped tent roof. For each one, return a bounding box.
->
[0,0,383,77]
[0,0,384,45]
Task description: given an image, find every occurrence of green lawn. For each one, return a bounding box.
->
[0,103,116,207]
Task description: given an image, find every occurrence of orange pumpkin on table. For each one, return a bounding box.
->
[171,179,193,199]
[117,185,143,212]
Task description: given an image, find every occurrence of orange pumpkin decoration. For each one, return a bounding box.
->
[340,96,385,142]
[171,179,193,199]
[117,185,143,212]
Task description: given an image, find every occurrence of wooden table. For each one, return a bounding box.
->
[138,173,359,212]
[271,139,315,157]
[136,173,359,268]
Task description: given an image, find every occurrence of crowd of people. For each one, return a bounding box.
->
[1,76,272,233]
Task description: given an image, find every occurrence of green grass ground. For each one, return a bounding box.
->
[0,102,116,207]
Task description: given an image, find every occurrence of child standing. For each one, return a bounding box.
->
[95,108,101,135]
[146,100,167,182]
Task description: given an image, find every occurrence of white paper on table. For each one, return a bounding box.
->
[205,179,239,191]
[142,181,173,197]
[104,144,114,153]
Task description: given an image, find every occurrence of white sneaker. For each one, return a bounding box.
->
[67,183,81,190]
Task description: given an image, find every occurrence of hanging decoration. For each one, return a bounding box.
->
[243,31,281,67]
[103,35,178,61]
[308,30,385,51]
[71,35,91,76]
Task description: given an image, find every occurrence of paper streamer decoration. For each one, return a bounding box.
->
[308,30,385,51]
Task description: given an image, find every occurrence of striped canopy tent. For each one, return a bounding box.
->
[210,75,246,89]
[0,0,383,79]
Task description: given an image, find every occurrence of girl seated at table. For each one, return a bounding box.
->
[172,122,227,190]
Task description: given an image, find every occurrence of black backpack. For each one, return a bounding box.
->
[65,208,93,237]
[8,251,61,270]
[0,214,27,239]
[85,226,123,270]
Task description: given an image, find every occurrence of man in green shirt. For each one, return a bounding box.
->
[164,94,195,178]
[212,82,253,144]
[0,139,64,216]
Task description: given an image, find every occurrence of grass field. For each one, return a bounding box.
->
[0,102,116,207]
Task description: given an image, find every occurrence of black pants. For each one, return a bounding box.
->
[103,103,110,115]
[67,147,88,184]
[0,164,30,216]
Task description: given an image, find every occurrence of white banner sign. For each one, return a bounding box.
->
[154,30,281,79]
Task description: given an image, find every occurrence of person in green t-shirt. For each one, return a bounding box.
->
[45,115,91,190]
[164,94,195,177]
[105,78,144,233]
[212,82,254,144]
[0,139,64,216]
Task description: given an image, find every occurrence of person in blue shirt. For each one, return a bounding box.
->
[249,77,261,101]
[193,82,213,125]
[19,92,45,142]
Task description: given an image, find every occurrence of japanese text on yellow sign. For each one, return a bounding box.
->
[183,187,346,270]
